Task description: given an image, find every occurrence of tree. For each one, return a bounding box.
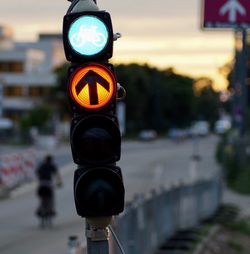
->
[160,69,195,129]
[115,64,196,132]
[194,78,220,127]
[53,62,71,120]
[20,106,53,142]
[115,64,153,132]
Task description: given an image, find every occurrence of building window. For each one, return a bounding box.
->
[4,86,23,96]
[28,86,50,97]
[0,61,24,73]
[28,87,41,97]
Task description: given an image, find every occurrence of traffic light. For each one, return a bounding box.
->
[63,1,124,219]
[63,11,113,62]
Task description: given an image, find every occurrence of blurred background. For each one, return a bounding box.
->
[0,0,250,254]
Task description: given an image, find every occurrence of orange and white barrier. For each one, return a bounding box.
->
[0,149,38,189]
[22,149,37,180]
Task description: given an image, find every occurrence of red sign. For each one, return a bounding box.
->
[203,0,250,28]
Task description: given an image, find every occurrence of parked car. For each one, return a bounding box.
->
[168,128,190,140]
[214,119,231,134]
[0,118,13,130]
[190,121,209,136]
[0,118,14,140]
[138,130,157,141]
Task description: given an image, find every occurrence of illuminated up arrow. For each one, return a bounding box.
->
[76,70,110,105]
[219,0,246,22]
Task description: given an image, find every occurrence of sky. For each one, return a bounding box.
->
[0,0,235,91]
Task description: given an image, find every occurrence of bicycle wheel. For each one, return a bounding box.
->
[71,33,84,48]
[93,33,106,47]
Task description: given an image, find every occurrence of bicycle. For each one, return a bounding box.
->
[70,25,106,48]
[36,183,56,228]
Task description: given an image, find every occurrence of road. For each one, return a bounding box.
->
[0,135,220,254]
[121,136,220,201]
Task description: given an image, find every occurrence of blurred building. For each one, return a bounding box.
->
[0,25,65,119]
[16,33,65,73]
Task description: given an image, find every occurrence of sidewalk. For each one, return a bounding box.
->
[223,186,250,218]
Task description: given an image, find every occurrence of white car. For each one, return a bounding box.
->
[190,121,209,136]
[0,118,13,130]
[138,130,157,141]
[214,119,231,134]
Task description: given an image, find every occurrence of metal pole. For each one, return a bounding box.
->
[232,30,241,129]
[86,222,110,254]
[0,82,3,117]
[239,29,248,137]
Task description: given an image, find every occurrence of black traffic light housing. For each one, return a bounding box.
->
[70,114,121,165]
[63,11,114,62]
[67,63,121,166]
[63,2,125,220]
[74,166,124,217]
[67,63,117,114]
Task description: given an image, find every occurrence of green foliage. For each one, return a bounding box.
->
[217,138,240,188]
[20,106,53,134]
[216,137,225,164]
[227,240,243,252]
[54,62,70,93]
[186,224,213,254]
[160,69,196,128]
[115,64,154,131]
[232,166,250,194]
[216,131,250,194]
[53,62,71,118]
[195,83,220,128]
[225,218,250,236]
[115,64,196,132]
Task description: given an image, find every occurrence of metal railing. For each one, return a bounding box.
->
[111,174,222,254]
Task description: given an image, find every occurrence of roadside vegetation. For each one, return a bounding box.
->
[216,126,250,194]
[189,205,250,254]
[216,60,250,195]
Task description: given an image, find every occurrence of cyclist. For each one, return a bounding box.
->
[35,155,62,222]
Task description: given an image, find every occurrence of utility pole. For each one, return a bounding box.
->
[232,29,248,136]
[238,29,248,166]
[239,29,248,137]
[0,81,3,117]
[232,29,249,167]
[232,30,241,130]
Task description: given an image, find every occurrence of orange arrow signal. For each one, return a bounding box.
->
[70,64,116,110]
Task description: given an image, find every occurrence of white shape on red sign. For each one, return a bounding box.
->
[219,0,246,22]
